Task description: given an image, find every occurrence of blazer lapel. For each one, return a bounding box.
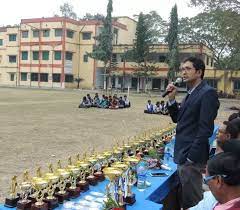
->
[177,81,206,121]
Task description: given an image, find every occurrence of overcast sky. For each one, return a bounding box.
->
[1,0,201,26]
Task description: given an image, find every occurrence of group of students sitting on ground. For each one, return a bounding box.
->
[144,100,168,115]
[78,93,131,109]
[190,111,240,210]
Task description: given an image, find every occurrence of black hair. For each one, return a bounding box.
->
[225,118,240,139]
[228,112,240,121]
[207,152,240,186]
[183,57,205,79]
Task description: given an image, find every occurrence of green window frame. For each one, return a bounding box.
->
[10,73,15,81]
[40,73,48,82]
[83,54,88,62]
[65,74,73,83]
[21,51,28,60]
[42,30,50,37]
[65,52,73,61]
[54,51,62,60]
[31,73,38,81]
[55,29,62,37]
[0,39,3,46]
[82,32,91,40]
[53,74,61,82]
[33,51,39,60]
[9,55,17,63]
[22,31,29,38]
[33,30,39,38]
[42,51,49,60]
[9,34,17,41]
[21,73,28,81]
[67,30,74,38]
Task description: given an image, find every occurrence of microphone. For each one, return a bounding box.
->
[162,77,183,98]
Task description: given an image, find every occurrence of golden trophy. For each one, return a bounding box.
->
[4,175,19,208]
[43,164,59,209]
[86,157,98,186]
[93,154,105,182]
[31,179,48,210]
[55,160,70,203]
[76,154,90,192]
[16,171,32,210]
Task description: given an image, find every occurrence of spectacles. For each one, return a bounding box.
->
[203,174,227,185]
[180,67,195,72]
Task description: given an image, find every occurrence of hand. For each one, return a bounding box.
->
[166,83,177,101]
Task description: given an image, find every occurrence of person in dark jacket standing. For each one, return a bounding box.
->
[165,57,220,210]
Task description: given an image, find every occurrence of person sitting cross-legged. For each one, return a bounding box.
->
[144,100,154,114]
[118,96,125,108]
[78,96,91,108]
[153,101,161,114]
[86,94,93,106]
[93,93,100,107]
[109,96,119,109]
[123,95,131,108]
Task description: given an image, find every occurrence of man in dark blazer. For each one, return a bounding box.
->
[165,57,220,210]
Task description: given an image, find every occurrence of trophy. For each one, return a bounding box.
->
[66,157,81,198]
[4,176,19,208]
[43,164,59,209]
[17,171,32,210]
[93,154,105,182]
[54,160,70,203]
[86,157,98,186]
[75,154,90,192]
[31,179,48,210]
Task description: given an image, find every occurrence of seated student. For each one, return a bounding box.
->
[118,96,125,108]
[144,100,154,113]
[204,150,240,210]
[93,93,100,107]
[98,96,109,109]
[123,95,131,108]
[153,101,161,114]
[78,96,91,108]
[86,94,93,106]
[160,100,168,115]
[109,96,119,109]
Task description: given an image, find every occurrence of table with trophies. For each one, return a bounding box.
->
[0,124,218,210]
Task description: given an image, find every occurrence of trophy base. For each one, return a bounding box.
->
[124,194,136,205]
[86,175,98,186]
[94,172,105,182]
[43,197,58,209]
[77,181,89,192]
[16,199,32,210]
[112,206,126,210]
[31,202,48,210]
[66,187,81,198]
[4,197,19,208]
[54,191,69,204]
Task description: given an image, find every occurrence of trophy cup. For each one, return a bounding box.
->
[43,164,59,209]
[93,154,105,182]
[86,157,98,186]
[54,160,70,203]
[16,171,32,210]
[4,176,19,208]
[76,155,90,192]
[31,179,48,210]
[67,157,80,198]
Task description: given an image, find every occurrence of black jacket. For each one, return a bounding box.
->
[167,81,219,164]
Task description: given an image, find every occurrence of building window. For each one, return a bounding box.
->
[33,51,39,60]
[82,32,91,40]
[206,56,209,66]
[83,54,88,62]
[0,55,2,63]
[159,55,167,62]
[206,79,217,89]
[55,29,62,37]
[10,73,15,81]
[67,30,74,38]
[234,80,240,90]
[21,72,27,81]
[9,55,17,63]
[65,74,73,83]
[42,51,49,60]
[65,52,73,60]
[22,31,28,38]
[31,73,38,81]
[42,29,50,37]
[9,34,17,41]
[54,51,62,60]
[0,39,3,46]
[40,73,48,82]
[53,74,61,82]
[21,51,28,60]
[211,58,214,67]
[33,30,39,38]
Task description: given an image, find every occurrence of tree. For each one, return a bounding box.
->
[125,12,157,92]
[189,0,240,13]
[59,2,77,19]
[88,0,113,90]
[82,13,105,21]
[165,4,180,81]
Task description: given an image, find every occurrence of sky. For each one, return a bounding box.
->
[0,0,202,26]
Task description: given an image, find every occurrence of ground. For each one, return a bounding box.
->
[0,87,238,202]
